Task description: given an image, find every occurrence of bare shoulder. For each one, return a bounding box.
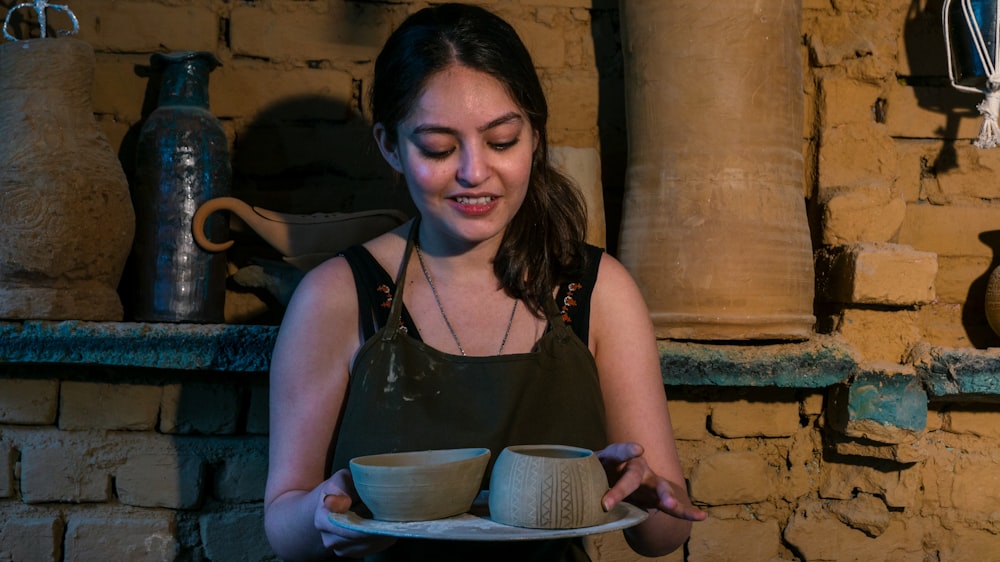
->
[286,253,356,316]
[592,252,647,309]
[359,221,411,274]
[589,252,656,350]
[273,221,412,359]
[285,221,410,314]
[593,252,634,285]
[272,255,358,369]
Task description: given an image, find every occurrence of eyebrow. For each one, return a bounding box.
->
[410,112,524,136]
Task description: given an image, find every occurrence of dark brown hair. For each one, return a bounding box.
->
[371,3,589,315]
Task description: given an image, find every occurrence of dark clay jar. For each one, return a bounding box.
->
[132,51,230,323]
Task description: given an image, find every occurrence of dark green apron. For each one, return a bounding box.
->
[332,222,608,561]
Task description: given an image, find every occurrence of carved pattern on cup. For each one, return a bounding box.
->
[489,445,607,529]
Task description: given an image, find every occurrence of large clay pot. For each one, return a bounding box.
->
[0,38,135,321]
[131,51,230,323]
[618,0,815,341]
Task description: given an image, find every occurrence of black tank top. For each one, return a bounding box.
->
[332,223,608,561]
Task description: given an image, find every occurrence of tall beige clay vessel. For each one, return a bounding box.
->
[618,0,815,340]
[0,38,135,320]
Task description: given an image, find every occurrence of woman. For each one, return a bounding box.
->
[264,4,705,561]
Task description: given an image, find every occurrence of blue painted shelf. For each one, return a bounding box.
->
[910,342,1000,401]
[0,322,859,387]
[0,321,278,372]
[658,335,855,388]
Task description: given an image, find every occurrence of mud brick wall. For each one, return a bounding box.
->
[3,0,1000,561]
[0,367,271,561]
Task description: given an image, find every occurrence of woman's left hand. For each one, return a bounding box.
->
[596,442,707,522]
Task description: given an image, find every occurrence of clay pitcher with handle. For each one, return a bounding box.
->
[192,197,408,271]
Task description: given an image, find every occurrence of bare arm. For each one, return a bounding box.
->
[263,256,379,560]
[589,254,706,556]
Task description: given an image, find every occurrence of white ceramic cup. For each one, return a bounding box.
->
[488,444,608,529]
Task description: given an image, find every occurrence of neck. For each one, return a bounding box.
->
[414,223,504,278]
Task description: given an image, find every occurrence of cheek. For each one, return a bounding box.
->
[402,162,453,200]
[498,155,534,192]
[399,152,449,192]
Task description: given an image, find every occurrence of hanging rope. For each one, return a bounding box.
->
[976,88,1000,148]
[944,0,1000,148]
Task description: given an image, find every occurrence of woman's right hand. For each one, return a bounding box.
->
[313,468,397,558]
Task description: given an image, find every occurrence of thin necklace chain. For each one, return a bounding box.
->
[414,242,517,356]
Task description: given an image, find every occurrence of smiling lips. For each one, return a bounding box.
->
[455,196,495,205]
[451,195,499,215]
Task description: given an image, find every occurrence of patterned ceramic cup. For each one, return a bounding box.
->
[488,444,608,529]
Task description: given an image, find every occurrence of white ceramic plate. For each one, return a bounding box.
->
[328,491,648,541]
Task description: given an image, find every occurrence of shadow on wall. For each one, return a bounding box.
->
[903,0,981,174]
[230,95,410,215]
[904,0,1000,347]
[116,63,411,224]
[590,2,627,257]
[224,94,416,291]
[972,231,1000,347]
[115,60,416,321]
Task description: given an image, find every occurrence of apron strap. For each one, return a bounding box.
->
[382,217,420,342]
[382,216,572,345]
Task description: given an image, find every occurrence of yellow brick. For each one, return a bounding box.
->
[230,4,389,63]
[210,61,354,120]
[900,203,1000,258]
[77,2,219,53]
[885,83,983,140]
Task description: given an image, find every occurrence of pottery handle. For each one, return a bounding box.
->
[192,197,246,252]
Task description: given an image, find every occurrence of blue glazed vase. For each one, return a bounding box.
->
[132,51,230,323]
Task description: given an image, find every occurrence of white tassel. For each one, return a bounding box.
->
[975,87,1000,149]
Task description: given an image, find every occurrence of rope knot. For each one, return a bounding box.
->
[975,87,1000,149]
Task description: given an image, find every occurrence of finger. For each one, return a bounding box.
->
[322,491,353,514]
[330,468,359,498]
[652,478,679,514]
[658,499,709,521]
[654,479,708,521]
[596,442,643,465]
[601,459,647,510]
[681,505,709,521]
[318,468,360,515]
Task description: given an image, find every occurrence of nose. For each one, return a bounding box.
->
[456,144,490,187]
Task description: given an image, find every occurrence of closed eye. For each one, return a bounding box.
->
[419,147,455,159]
[490,137,519,151]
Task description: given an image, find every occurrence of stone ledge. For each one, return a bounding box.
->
[0,321,277,372]
[659,335,857,388]
[0,322,860,386]
[909,342,1000,401]
[4,322,998,438]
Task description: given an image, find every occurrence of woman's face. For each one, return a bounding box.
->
[374,64,538,251]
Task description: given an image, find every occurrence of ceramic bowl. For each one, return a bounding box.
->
[488,444,609,529]
[349,448,491,522]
